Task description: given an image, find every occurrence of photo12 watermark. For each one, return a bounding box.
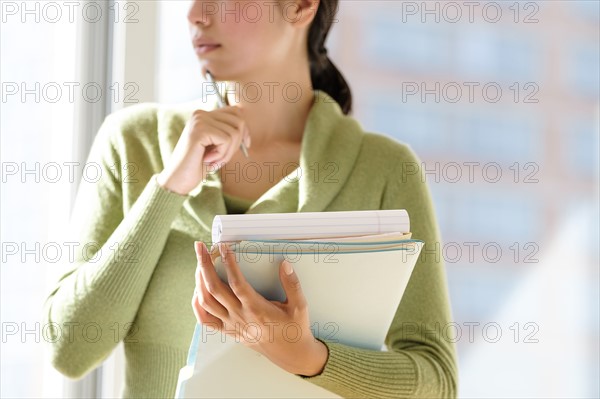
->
[399,1,540,24]
[400,81,539,104]
[1,240,140,265]
[396,161,540,184]
[2,321,139,344]
[1,81,140,104]
[1,1,140,24]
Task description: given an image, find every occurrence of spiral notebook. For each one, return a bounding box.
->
[175,210,424,399]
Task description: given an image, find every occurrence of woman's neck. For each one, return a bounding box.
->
[223,72,315,150]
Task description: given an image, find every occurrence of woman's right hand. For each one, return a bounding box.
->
[157,106,251,195]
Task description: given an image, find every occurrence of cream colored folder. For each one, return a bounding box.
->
[175,210,423,398]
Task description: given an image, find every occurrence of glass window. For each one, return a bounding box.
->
[570,0,600,22]
[455,25,500,80]
[1,10,77,399]
[564,115,600,177]
[496,32,540,82]
[362,11,452,74]
[360,94,452,157]
[567,41,600,100]
[454,106,541,162]
[157,0,204,104]
[456,26,540,82]
[451,186,540,242]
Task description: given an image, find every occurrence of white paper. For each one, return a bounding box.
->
[212,209,410,243]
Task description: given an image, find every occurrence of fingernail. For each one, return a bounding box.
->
[283,260,293,275]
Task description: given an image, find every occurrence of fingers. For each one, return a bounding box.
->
[195,266,230,320]
[222,126,247,162]
[201,109,249,164]
[219,242,258,303]
[200,119,238,164]
[225,107,251,151]
[191,288,224,328]
[211,107,244,126]
[211,107,248,140]
[212,109,248,161]
[186,122,229,165]
[195,241,241,312]
[279,260,307,308]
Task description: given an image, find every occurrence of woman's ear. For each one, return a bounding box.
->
[285,0,320,28]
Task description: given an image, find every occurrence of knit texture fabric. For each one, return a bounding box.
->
[43,90,458,398]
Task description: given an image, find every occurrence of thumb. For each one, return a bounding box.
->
[279,260,305,307]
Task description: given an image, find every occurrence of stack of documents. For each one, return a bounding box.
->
[175,210,424,398]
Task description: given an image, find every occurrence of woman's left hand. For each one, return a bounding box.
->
[191,241,328,377]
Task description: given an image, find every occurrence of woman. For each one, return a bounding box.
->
[43,0,458,397]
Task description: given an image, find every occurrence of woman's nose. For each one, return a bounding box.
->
[187,0,216,26]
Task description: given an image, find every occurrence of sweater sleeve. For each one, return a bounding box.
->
[301,144,459,398]
[42,110,188,379]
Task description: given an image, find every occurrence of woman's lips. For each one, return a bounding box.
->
[194,44,221,54]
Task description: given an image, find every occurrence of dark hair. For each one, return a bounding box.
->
[308,0,352,115]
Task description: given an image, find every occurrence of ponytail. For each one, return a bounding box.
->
[308,0,352,115]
